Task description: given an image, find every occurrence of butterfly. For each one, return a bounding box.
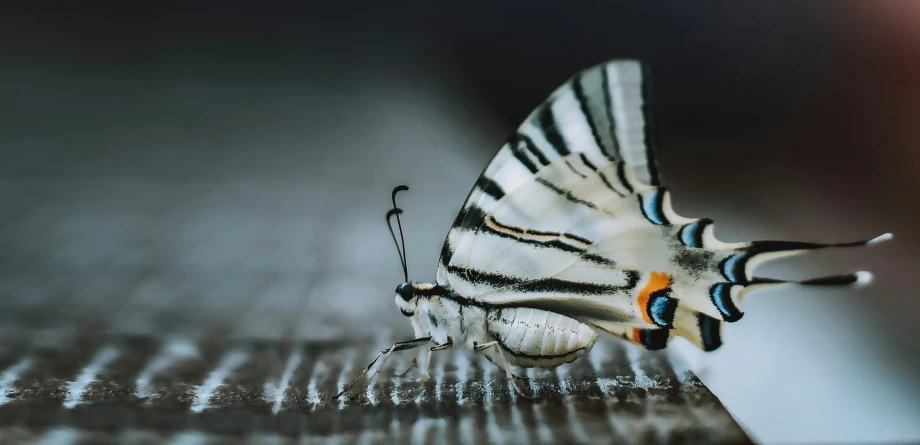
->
[336,59,891,398]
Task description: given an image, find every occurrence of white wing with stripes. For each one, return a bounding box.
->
[436,59,887,352]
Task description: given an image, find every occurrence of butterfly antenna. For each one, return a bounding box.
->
[390,185,410,281]
[386,208,407,279]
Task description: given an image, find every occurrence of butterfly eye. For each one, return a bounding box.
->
[396,283,414,302]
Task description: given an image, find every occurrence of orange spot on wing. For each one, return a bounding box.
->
[631,328,642,344]
[637,271,673,324]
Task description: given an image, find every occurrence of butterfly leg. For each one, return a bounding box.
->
[404,338,453,400]
[334,336,431,399]
[474,341,534,399]
[395,354,418,377]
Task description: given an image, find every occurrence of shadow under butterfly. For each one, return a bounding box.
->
[336,59,892,399]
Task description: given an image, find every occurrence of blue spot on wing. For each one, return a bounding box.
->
[680,219,708,248]
[721,254,747,283]
[648,291,678,328]
[639,189,667,226]
[709,283,743,322]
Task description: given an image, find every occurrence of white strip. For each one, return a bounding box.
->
[63,346,120,408]
[435,417,449,445]
[459,417,475,445]
[587,345,624,438]
[337,351,355,410]
[356,429,376,445]
[389,415,401,442]
[271,349,302,414]
[136,339,198,400]
[169,431,208,445]
[867,232,893,245]
[36,427,79,445]
[855,270,874,286]
[365,372,378,406]
[527,368,554,444]
[481,357,504,445]
[551,87,606,155]
[667,348,694,385]
[306,360,327,408]
[190,350,248,413]
[433,353,445,402]
[248,434,285,445]
[410,418,434,445]
[625,344,660,389]
[507,380,529,443]
[0,356,33,406]
[587,346,617,394]
[556,366,590,443]
[454,352,471,405]
[412,350,428,404]
[390,377,401,405]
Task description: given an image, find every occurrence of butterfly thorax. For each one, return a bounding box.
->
[394,282,489,350]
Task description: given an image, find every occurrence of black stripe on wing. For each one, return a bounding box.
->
[474,176,506,201]
[572,72,610,160]
[639,61,661,186]
[697,313,723,351]
[616,161,634,194]
[535,177,599,210]
[453,204,488,231]
[579,153,625,197]
[487,216,593,245]
[536,107,571,156]
[445,264,641,296]
[600,66,622,160]
[563,159,587,178]
[637,328,669,350]
[719,235,888,285]
[482,217,585,255]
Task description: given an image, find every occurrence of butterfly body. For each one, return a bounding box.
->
[336,59,890,399]
[396,283,598,371]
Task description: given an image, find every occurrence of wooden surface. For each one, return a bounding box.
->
[0,331,751,444]
[0,178,752,444]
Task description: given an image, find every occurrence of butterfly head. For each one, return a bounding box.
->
[394,282,418,316]
[393,281,439,316]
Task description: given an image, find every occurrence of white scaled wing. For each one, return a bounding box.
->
[437,59,888,352]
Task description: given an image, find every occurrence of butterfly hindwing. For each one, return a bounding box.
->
[436,59,886,353]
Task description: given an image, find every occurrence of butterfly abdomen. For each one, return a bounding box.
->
[486,307,598,368]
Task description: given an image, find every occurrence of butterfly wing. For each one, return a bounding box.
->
[436,59,886,352]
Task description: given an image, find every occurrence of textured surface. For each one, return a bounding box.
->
[0,172,751,444]
[0,333,750,444]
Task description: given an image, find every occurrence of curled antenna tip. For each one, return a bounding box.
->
[867,232,893,245]
[854,271,874,286]
[393,184,409,197]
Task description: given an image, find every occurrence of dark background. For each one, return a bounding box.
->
[1,1,919,443]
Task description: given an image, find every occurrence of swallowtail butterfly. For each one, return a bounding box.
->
[337,59,891,398]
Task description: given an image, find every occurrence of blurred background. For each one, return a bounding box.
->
[1,0,919,443]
